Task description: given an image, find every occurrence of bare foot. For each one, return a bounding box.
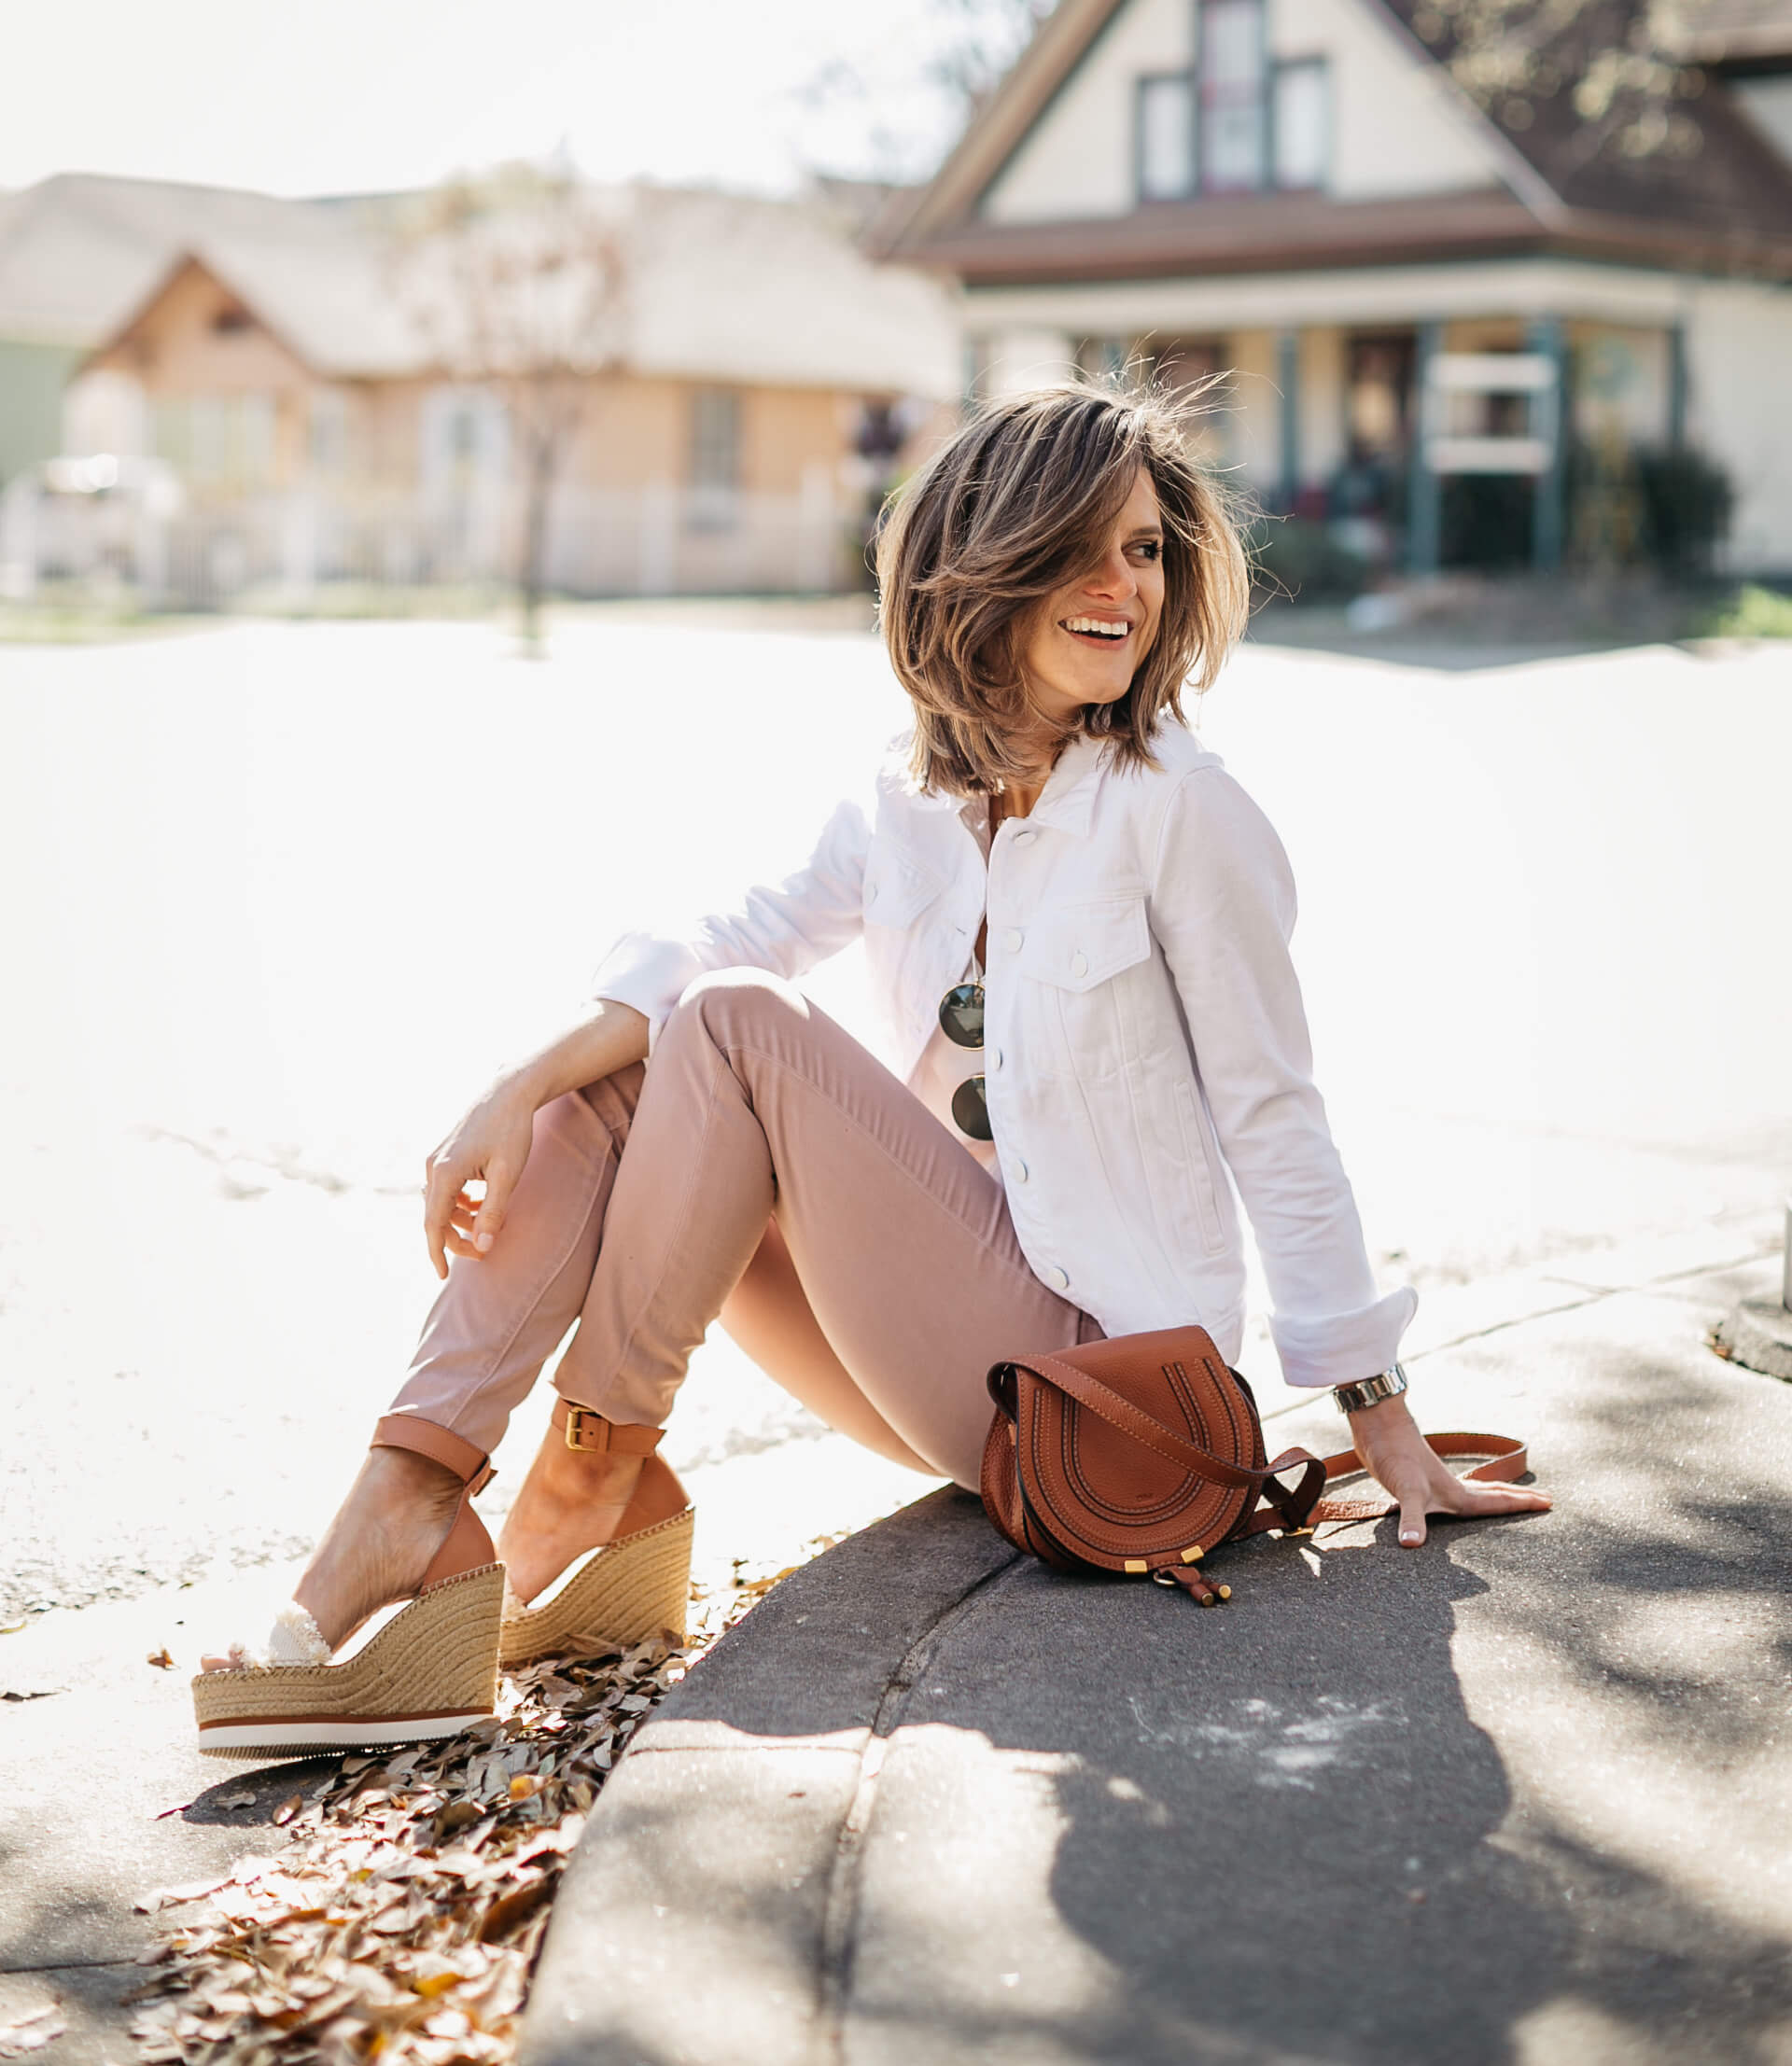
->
[497,1419,688,1609]
[199,1446,464,1670]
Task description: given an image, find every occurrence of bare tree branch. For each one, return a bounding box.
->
[391,163,630,648]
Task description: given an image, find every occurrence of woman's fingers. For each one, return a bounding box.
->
[423,1157,476,1279]
[1393,1470,1551,1548]
[471,1159,518,1254]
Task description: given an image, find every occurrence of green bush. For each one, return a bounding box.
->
[1564,438,1733,575]
[1633,444,1733,575]
[1699,583,1792,638]
[1249,518,1370,604]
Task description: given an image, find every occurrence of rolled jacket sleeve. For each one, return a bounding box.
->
[1149,767,1416,1388]
[592,798,871,1051]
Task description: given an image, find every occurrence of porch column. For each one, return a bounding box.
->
[1527,313,1566,574]
[1276,328,1300,511]
[1667,320,1688,449]
[1407,321,1443,576]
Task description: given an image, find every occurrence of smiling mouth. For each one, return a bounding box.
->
[1060,615,1131,644]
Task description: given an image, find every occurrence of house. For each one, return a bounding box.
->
[880,0,1792,573]
[0,173,960,599]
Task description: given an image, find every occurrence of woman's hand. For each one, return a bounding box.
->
[1348,1392,1551,1547]
[422,1076,539,1279]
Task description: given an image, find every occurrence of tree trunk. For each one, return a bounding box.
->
[519,420,556,653]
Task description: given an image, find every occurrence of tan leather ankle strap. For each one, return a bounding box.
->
[371,1413,495,1496]
[553,1397,665,1456]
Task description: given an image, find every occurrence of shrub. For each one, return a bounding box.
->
[1632,444,1733,575]
[1699,583,1792,638]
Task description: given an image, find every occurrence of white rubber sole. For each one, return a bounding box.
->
[197,1710,492,1759]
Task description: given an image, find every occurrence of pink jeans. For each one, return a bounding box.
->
[387,969,1099,1491]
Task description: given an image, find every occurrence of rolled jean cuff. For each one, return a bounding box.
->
[1269,1285,1419,1389]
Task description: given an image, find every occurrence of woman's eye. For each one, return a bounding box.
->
[1131,541,1162,563]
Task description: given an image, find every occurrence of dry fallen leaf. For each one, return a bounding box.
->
[146,1647,175,1670]
[129,1534,841,2066]
[0,2007,66,2059]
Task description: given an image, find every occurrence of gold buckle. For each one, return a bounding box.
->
[1283,1525,1314,1539]
[564,1406,608,1453]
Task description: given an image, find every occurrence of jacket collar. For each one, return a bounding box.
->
[1025,733,1105,837]
[897,730,1107,835]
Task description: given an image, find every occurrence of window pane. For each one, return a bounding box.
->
[690,389,740,492]
[1203,0,1264,88]
[1139,75,1194,201]
[1274,62,1329,188]
[1205,103,1266,188]
[1200,0,1266,190]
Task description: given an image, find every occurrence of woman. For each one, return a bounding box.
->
[194,383,1547,1754]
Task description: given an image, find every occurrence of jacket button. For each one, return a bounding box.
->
[1010,1156,1029,1182]
[866,883,879,904]
[989,1046,1003,1070]
[1014,829,1037,845]
[1070,950,1088,978]
[1045,1264,1070,1291]
[1005,928,1024,953]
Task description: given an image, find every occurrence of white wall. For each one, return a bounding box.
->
[1685,277,1792,573]
[984,0,1192,224]
[980,0,1503,225]
[1274,0,1501,200]
[63,370,147,459]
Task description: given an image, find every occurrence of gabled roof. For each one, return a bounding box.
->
[882,0,1792,284]
[1,172,960,398]
[1376,0,1792,244]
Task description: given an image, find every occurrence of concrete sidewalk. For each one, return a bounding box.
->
[520,1240,1792,2066]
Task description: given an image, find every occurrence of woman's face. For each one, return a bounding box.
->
[1019,466,1166,733]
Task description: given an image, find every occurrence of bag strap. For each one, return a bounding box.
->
[1304,1431,1530,1525]
[1004,1354,1528,1537]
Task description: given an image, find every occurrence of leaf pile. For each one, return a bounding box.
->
[129,1543,842,2066]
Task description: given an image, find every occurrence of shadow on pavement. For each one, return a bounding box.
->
[525,1302,1792,2066]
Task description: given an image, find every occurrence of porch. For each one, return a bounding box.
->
[963,255,1788,575]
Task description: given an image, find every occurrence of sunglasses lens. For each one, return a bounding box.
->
[951,1075,993,1141]
[938,982,985,1049]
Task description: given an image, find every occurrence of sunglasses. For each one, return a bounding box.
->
[938,981,991,1140]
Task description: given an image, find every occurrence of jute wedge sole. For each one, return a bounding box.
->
[193,1560,505,1759]
[499,1506,693,1668]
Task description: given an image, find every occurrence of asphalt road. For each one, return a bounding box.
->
[3,614,1786,1617]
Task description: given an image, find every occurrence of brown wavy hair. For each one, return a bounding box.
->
[875,378,1250,797]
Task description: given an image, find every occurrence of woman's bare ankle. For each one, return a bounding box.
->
[201,1446,465,1670]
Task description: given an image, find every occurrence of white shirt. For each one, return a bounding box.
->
[593,721,1416,1389]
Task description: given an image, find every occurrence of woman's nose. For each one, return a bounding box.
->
[1085,553,1136,600]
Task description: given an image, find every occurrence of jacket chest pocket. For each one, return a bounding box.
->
[1015,895,1152,1076]
[1017,895,1150,992]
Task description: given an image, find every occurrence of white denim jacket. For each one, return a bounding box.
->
[593,722,1415,1389]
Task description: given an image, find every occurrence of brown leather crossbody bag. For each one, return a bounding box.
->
[980,1324,1527,1605]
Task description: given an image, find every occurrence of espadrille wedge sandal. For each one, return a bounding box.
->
[499,1402,693,1668]
[192,1415,503,1760]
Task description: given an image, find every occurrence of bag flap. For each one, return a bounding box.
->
[1001,1325,1266,1571]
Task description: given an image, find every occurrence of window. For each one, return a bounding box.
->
[1273,59,1329,189]
[1138,74,1196,201]
[151,393,275,490]
[1199,0,1267,192]
[688,387,741,527]
[1132,4,1331,201]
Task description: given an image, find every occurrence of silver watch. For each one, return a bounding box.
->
[1332,1364,1409,1415]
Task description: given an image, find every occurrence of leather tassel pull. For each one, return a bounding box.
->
[1154,1565,1231,1608]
